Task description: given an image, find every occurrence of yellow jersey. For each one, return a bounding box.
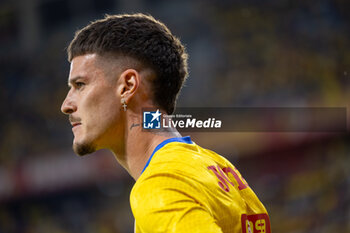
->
[130,136,271,233]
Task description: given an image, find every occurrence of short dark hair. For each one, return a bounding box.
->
[67,13,188,114]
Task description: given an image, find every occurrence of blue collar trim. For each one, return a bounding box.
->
[141,136,193,174]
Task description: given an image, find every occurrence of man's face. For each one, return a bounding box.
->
[61,54,123,155]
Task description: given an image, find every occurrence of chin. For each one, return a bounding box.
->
[73,141,96,156]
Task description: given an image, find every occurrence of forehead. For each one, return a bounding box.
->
[69,53,126,85]
[69,54,99,79]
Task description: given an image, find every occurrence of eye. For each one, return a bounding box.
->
[75,82,85,89]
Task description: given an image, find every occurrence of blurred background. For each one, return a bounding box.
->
[0,0,349,232]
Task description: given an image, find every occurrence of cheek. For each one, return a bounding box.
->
[83,89,120,126]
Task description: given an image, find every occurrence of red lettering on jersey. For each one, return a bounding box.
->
[222,167,248,190]
[207,166,230,192]
[241,214,271,233]
[217,165,235,187]
[208,165,249,192]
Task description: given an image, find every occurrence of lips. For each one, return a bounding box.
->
[71,122,81,127]
[69,115,82,127]
[71,122,81,133]
[70,121,82,131]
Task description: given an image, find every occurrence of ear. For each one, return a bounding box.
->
[117,69,140,103]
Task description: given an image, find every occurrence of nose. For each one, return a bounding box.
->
[61,91,77,115]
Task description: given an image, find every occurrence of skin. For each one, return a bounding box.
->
[61,53,180,180]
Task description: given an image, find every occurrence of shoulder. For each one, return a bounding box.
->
[130,168,207,230]
[130,141,235,211]
[134,141,234,194]
[130,143,227,212]
[148,141,229,173]
[130,151,212,214]
[130,166,225,233]
[131,163,205,205]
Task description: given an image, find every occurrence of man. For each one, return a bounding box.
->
[61,13,270,233]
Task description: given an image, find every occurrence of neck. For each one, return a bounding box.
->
[110,112,181,180]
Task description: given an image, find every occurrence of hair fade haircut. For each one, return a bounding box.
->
[67,13,188,114]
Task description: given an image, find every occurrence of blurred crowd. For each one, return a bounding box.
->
[0,182,135,233]
[243,136,350,233]
[0,0,349,232]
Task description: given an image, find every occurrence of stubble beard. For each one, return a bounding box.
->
[73,142,96,156]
